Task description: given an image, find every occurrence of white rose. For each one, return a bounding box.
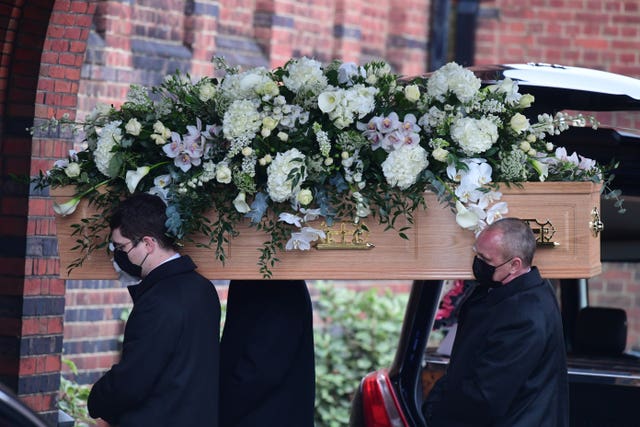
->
[404,84,421,102]
[519,141,531,152]
[64,162,81,178]
[297,189,313,205]
[510,113,530,134]
[432,147,449,162]
[519,93,535,108]
[277,132,288,141]
[125,118,142,136]
[215,162,232,184]
[199,83,216,102]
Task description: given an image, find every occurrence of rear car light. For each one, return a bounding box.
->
[360,369,409,427]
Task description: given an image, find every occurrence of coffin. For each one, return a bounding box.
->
[51,181,603,280]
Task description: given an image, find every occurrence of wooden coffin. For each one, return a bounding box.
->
[51,181,602,280]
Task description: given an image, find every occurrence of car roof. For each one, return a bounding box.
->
[469,62,640,112]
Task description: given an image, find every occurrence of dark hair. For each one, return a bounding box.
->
[489,217,536,267]
[109,193,175,249]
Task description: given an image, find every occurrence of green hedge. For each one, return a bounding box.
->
[313,281,408,427]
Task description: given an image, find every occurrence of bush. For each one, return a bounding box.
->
[313,281,408,427]
[58,359,95,426]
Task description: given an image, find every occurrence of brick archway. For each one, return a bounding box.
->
[0,0,95,422]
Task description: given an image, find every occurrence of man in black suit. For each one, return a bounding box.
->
[220,279,315,427]
[88,193,221,427]
[424,217,569,427]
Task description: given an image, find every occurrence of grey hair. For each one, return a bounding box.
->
[487,217,536,267]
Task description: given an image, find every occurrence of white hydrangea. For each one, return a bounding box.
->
[318,84,378,129]
[282,57,328,94]
[267,148,307,202]
[94,120,122,177]
[219,67,273,101]
[451,117,498,156]
[427,62,481,103]
[382,145,429,190]
[222,99,262,140]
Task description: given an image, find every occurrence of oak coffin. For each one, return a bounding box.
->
[51,182,602,280]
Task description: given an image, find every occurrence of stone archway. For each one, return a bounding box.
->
[0,0,95,422]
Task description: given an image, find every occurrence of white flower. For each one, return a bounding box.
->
[382,145,429,190]
[451,117,498,155]
[318,90,340,114]
[222,99,262,140]
[215,162,232,184]
[485,201,508,224]
[285,227,326,251]
[427,62,481,103]
[53,197,81,216]
[267,148,307,202]
[297,188,313,205]
[277,132,288,141]
[432,147,449,162]
[510,113,530,134]
[125,166,150,193]
[337,62,365,85]
[233,192,251,213]
[125,118,142,136]
[93,120,122,177]
[282,57,328,94]
[64,162,81,178]
[404,84,421,102]
[198,82,216,101]
[278,212,303,228]
[519,93,535,108]
[455,201,480,230]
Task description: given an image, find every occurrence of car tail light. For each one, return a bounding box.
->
[361,369,409,427]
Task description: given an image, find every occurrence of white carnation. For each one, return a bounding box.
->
[382,145,429,190]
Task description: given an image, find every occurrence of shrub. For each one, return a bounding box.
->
[313,281,408,427]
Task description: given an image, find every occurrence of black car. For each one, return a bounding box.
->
[351,63,640,427]
[0,382,49,427]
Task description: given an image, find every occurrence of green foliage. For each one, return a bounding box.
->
[58,359,96,426]
[313,281,408,427]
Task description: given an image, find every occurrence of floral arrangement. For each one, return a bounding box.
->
[34,58,618,277]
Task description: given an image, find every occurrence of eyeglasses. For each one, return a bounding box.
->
[111,239,140,253]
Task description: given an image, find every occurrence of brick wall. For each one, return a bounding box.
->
[0,0,96,423]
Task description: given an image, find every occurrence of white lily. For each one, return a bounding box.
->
[233,192,251,213]
[125,166,150,193]
[53,197,81,216]
[530,159,549,182]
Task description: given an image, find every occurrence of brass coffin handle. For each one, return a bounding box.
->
[589,207,604,237]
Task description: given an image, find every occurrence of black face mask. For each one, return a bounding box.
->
[114,249,143,279]
[472,255,511,287]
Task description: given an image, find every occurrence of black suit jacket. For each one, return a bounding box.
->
[219,280,315,427]
[425,267,569,427]
[88,255,221,427]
